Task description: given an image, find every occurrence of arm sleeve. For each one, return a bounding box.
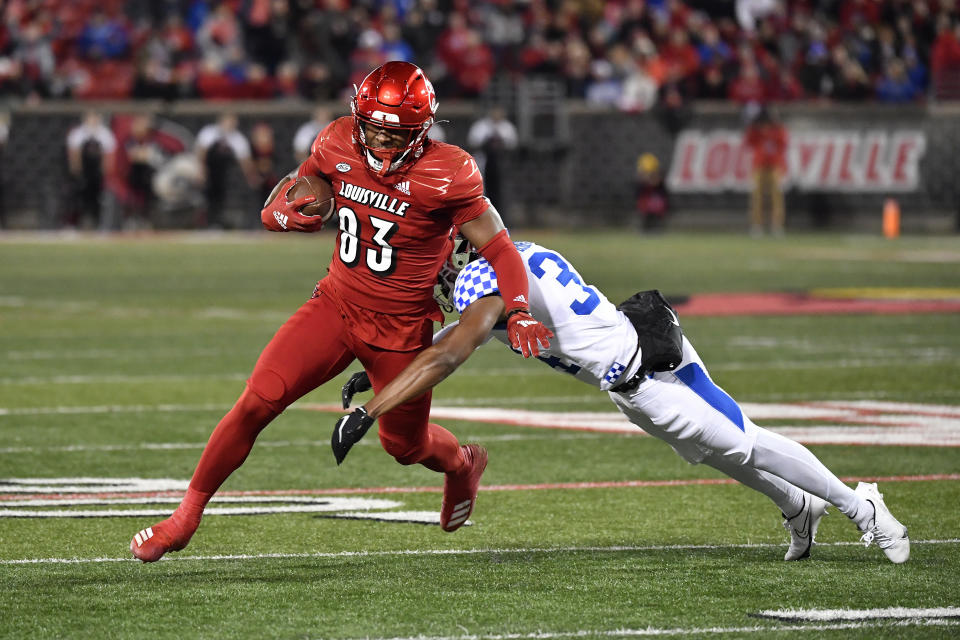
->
[476,229,529,314]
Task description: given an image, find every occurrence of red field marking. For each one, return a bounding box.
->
[672,292,960,316]
[3,473,958,502]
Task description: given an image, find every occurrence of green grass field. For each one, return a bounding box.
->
[1,230,958,639]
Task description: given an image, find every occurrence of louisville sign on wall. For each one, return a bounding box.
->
[667,129,927,193]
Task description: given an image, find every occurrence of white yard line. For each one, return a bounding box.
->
[355,619,959,640]
[3,347,231,361]
[0,373,248,385]
[0,403,235,416]
[3,539,958,565]
[754,606,960,622]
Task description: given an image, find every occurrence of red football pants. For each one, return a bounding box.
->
[188,291,466,498]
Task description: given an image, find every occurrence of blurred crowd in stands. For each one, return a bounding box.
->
[2,0,960,107]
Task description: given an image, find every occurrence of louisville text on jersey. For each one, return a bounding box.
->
[338,181,411,216]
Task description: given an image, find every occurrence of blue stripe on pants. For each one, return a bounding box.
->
[674,363,745,432]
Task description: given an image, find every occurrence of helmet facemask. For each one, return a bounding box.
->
[353,112,433,176]
[351,61,438,176]
[434,234,476,313]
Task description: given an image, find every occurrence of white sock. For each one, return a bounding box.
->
[852,500,876,531]
[750,428,866,523]
[701,451,805,517]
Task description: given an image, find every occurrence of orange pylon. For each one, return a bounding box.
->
[883,198,900,239]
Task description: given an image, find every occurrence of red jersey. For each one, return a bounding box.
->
[299,117,488,317]
[744,123,788,171]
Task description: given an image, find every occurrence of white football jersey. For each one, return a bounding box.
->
[453,241,642,390]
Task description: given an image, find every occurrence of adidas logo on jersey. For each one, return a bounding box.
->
[394,181,410,195]
[513,295,527,304]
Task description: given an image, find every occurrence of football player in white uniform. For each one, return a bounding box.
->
[334,237,910,563]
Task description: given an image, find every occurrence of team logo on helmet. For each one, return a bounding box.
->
[336,162,351,172]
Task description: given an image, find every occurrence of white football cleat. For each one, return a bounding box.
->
[855,482,910,564]
[782,493,828,561]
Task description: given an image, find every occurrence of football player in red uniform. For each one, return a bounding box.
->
[130,61,553,562]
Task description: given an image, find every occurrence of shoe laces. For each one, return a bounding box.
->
[859,499,896,550]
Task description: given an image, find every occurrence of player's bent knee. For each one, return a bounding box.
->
[246,368,289,414]
[379,433,424,466]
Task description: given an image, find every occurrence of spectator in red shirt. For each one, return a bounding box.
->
[931,15,960,99]
[435,10,471,74]
[839,0,881,32]
[743,106,788,236]
[450,29,494,97]
[660,27,700,81]
[728,61,767,103]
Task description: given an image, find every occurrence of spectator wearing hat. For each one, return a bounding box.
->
[635,152,669,232]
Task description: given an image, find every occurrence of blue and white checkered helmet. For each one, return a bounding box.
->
[453,259,499,313]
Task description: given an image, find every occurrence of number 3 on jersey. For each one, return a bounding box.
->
[528,250,600,315]
[337,205,398,276]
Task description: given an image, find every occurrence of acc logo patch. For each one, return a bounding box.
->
[336,162,351,172]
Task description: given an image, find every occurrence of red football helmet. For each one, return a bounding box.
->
[352,61,438,175]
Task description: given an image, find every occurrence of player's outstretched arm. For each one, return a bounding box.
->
[331,297,504,464]
[341,320,499,409]
[368,295,504,419]
[459,207,553,357]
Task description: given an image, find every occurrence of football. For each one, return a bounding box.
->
[289,175,336,222]
[266,174,336,223]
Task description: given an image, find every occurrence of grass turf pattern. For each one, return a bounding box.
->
[0,231,958,639]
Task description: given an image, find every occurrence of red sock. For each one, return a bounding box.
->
[174,486,213,531]
[188,386,277,495]
[416,423,466,474]
[131,388,278,562]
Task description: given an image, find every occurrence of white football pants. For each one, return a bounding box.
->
[609,337,869,526]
